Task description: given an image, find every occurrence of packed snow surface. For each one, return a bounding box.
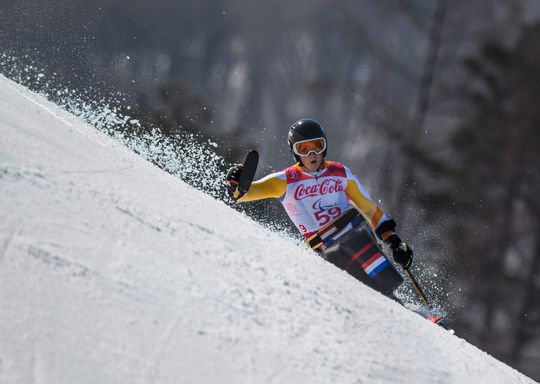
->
[0,74,536,384]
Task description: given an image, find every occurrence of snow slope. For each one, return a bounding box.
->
[0,74,535,384]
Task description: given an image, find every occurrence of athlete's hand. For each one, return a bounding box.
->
[385,234,413,270]
[393,242,413,270]
[225,164,244,199]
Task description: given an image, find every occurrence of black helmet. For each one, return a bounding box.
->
[288,118,328,162]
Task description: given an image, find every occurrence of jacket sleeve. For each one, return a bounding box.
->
[344,167,395,240]
[238,172,287,202]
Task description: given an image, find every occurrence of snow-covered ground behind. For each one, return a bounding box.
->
[0,74,536,383]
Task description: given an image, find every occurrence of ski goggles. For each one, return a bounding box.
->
[292,137,327,156]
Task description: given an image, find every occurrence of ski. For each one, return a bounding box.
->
[425,312,453,332]
[411,306,453,333]
[233,150,259,199]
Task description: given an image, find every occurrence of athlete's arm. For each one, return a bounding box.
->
[344,166,412,267]
[238,172,287,202]
[344,167,392,236]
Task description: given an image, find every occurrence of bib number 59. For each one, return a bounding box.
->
[314,207,341,226]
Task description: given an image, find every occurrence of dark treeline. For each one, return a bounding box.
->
[448,26,540,370]
[2,0,540,379]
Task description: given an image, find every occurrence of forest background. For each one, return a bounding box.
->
[2,0,540,379]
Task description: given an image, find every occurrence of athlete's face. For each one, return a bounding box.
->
[301,152,324,172]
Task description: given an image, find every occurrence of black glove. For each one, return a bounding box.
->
[385,234,413,270]
[225,164,243,199]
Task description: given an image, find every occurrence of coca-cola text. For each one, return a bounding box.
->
[293,179,344,200]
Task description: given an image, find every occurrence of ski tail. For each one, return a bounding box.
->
[410,303,453,332]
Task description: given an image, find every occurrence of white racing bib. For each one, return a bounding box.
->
[279,162,354,237]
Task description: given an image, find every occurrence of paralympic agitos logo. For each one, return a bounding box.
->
[293,179,344,200]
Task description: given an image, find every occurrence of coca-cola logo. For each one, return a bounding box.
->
[293,179,344,200]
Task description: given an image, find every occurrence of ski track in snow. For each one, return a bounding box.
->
[0,74,537,384]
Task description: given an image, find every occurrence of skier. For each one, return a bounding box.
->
[225,118,413,301]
